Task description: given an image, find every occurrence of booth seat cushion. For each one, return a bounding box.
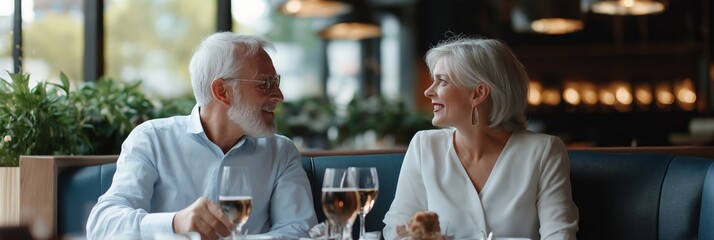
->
[301,157,315,191]
[700,164,714,240]
[568,152,672,240]
[659,156,714,240]
[310,153,405,237]
[55,151,714,240]
[57,164,115,236]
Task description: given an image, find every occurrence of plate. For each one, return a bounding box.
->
[456,238,530,240]
[243,234,274,240]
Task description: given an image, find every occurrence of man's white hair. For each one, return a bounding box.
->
[189,32,274,106]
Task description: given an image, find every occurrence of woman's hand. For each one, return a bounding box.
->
[396,224,409,239]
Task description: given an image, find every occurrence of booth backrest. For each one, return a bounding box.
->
[569,152,670,240]
[308,153,405,238]
[20,147,714,240]
[659,156,714,240]
[56,164,116,235]
[701,164,714,240]
[567,152,714,240]
[53,153,405,238]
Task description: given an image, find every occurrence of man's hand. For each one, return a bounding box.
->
[173,197,233,240]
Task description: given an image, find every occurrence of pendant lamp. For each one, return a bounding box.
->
[589,0,666,15]
[511,0,584,34]
[278,0,351,18]
[319,0,381,40]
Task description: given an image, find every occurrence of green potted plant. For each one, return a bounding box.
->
[276,97,336,149]
[72,78,155,155]
[0,72,88,224]
[1,72,196,162]
[0,71,196,224]
[0,72,88,166]
[338,96,434,148]
[73,80,197,154]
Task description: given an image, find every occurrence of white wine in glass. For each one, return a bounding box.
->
[351,167,379,240]
[220,166,252,239]
[322,168,360,240]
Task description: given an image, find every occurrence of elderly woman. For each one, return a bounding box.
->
[383,37,579,240]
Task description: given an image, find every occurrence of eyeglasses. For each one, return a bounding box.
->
[224,74,281,92]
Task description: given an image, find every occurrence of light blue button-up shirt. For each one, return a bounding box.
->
[86,106,317,240]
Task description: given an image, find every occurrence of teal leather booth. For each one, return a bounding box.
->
[55,153,406,239]
[309,153,405,238]
[41,149,714,239]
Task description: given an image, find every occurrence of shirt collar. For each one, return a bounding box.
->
[186,104,204,135]
[186,104,257,152]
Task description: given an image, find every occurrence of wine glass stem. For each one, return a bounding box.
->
[232,226,242,240]
[359,212,366,240]
[336,224,344,240]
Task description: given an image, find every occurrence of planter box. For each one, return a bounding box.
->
[19,155,119,236]
[0,166,20,225]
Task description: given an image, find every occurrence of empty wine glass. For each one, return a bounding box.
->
[349,167,379,240]
[322,168,360,240]
[220,166,252,240]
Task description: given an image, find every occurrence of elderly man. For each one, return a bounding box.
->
[86,32,317,240]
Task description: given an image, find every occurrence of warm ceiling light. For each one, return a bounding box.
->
[528,81,542,105]
[319,0,381,40]
[600,90,616,105]
[278,0,351,18]
[591,0,666,15]
[615,86,633,105]
[542,89,561,106]
[675,78,695,102]
[563,88,581,105]
[512,0,584,34]
[319,23,381,40]
[676,88,696,104]
[657,91,674,105]
[581,89,598,105]
[577,83,598,105]
[528,89,542,105]
[635,88,652,105]
[674,78,696,110]
[531,18,584,34]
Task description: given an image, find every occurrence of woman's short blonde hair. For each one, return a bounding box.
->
[425,37,528,132]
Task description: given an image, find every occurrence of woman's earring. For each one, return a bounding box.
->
[471,106,479,126]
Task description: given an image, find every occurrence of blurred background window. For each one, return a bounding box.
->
[232,0,325,101]
[22,0,83,83]
[0,0,709,148]
[0,0,14,80]
[104,0,215,98]
[0,0,84,82]
[326,40,360,116]
[380,13,400,102]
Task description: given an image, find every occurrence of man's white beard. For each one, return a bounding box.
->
[227,93,276,138]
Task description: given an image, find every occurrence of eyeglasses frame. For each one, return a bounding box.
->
[222,74,281,93]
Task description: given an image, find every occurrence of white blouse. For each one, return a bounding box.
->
[383,129,578,240]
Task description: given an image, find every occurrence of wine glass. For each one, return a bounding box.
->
[220,166,252,240]
[322,168,360,240]
[349,167,379,240]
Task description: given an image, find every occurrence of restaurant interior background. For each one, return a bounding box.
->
[1,0,712,150]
